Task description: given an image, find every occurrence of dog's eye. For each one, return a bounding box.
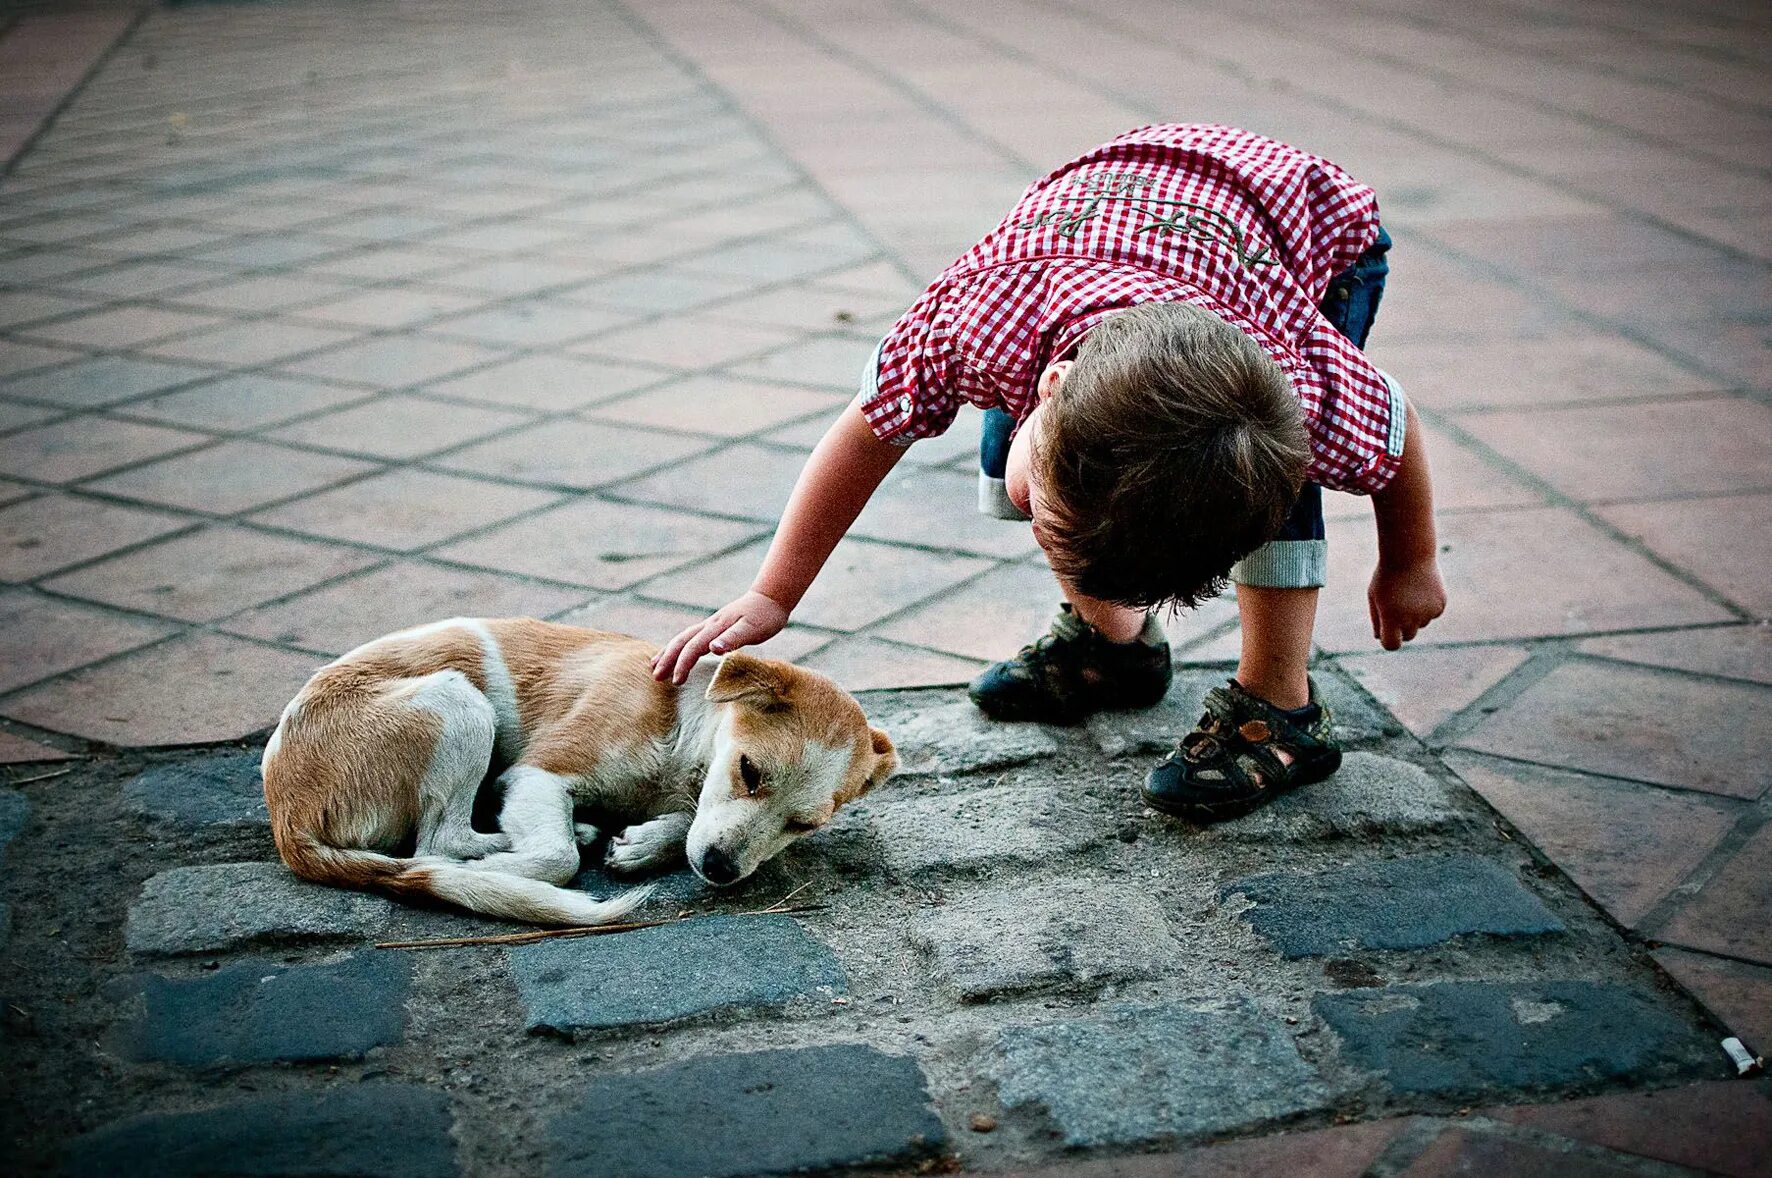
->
[739,755,763,795]
[785,818,819,834]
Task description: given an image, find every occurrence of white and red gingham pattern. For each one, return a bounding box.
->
[861,124,1401,494]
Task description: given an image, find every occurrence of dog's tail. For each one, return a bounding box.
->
[280,839,651,927]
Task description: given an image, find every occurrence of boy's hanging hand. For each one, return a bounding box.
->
[653,591,790,684]
[1367,557,1447,650]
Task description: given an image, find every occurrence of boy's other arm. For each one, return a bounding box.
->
[1368,397,1448,650]
[652,400,909,683]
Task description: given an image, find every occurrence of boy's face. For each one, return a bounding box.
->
[1004,360,1071,535]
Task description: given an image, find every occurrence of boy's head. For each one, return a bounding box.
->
[1004,302,1309,610]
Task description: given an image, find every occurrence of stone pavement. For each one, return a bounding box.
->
[0,0,1768,1174]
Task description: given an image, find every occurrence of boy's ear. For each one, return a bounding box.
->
[706,652,788,706]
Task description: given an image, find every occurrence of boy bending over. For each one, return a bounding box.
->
[655,124,1446,822]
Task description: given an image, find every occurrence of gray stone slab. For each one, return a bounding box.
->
[1087,669,1223,758]
[1225,854,1564,958]
[1315,981,1719,1097]
[868,696,1060,775]
[546,1045,946,1178]
[991,999,1330,1148]
[1210,752,1461,841]
[126,862,392,956]
[913,880,1179,1001]
[123,749,268,829]
[871,783,1101,876]
[125,952,409,1065]
[510,913,845,1033]
[61,1084,456,1178]
[0,788,28,863]
[1313,669,1406,744]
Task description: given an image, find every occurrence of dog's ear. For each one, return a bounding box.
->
[706,652,788,706]
[865,727,896,790]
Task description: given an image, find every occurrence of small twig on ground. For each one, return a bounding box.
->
[375,894,825,951]
[9,768,72,786]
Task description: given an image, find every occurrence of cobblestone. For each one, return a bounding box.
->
[870,782,1102,876]
[1226,855,1564,957]
[912,879,1179,1001]
[1209,752,1462,842]
[125,862,392,955]
[866,695,1061,775]
[546,1045,946,1177]
[122,749,268,829]
[1315,981,1719,1097]
[511,914,845,1034]
[124,952,409,1065]
[992,999,1330,1148]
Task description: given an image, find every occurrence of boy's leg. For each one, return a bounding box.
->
[1232,586,1316,712]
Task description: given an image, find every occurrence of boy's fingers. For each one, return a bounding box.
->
[1368,594,1382,642]
[653,624,702,680]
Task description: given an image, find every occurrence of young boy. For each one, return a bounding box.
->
[653,124,1446,821]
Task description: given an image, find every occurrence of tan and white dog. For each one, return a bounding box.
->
[262,618,895,926]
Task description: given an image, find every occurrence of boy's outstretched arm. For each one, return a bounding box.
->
[1368,397,1448,650]
[652,401,908,683]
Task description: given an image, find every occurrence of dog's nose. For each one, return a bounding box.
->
[699,846,740,886]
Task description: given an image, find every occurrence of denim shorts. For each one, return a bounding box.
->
[978,226,1392,591]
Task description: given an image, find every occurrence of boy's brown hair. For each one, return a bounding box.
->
[1034,302,1309,609]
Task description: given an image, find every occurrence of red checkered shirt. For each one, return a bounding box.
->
[860,124,1404,494]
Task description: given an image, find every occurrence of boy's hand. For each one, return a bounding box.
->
[652,591,789,684]
[1367,557,1447,650]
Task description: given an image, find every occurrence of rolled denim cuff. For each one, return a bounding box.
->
[978,472,1029,520]
[1231,539,1327,588]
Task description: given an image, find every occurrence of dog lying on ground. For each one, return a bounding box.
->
[262,618,895,925]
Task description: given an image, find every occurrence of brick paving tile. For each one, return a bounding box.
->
[303,245,469,284]
[725,333,875,389]
[42,525,378,624]
[560,266,760,315]
[1445,752,1738,928]
[873,561,1059,662]
[1390,426,1545,516]
[420,300,632,349]
[0,342,80,378]
[224,561,594,656]
[853,466,1042,559]
[1,356,214,410]
[0,587,173,694]
[1578,626,1772,686]
[0,493,188,581]
[1314,506,1732,652]
[1652,948,1772,1052]
[438,418,714,490]
[1459,397,1771,503]
[0,730,71,763]
[0,477,32,506]
[50,260,230,300]
[1340,645,1531,739]
[1012,1117,1410,1178]
[162,274,361,315]
[1456,660,1770,799]
[612,442,808,522]
[289,286,485,330]
[250,468,558,552]
[279,333,506,389]
[19,305,225,350]
[647,535,990,632]
[0,631,316,746]
[703,284,906,334]
[0,291,95,330]
[126,373,373,432]
[1398,1128,1639,1178]
[1657,825,1772,966]
[573,315,800,370]
[423,354,667,414]
[418,257,607,299]
[266,393,531,461]
[1490,1080,1772,1178]
[800,636,981,691]
[1597,493,1772,617]
[557,596,831,664]
[1375,334,1720,411]
[1,416,207,484]
[143,320,361,368]
[86,439,377,515]
[589,375,841,437]
[433,497,763,590]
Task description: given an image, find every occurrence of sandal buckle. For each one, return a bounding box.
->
[1238,719,1271,743]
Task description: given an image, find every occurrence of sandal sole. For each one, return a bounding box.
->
[1141,749,1343,823]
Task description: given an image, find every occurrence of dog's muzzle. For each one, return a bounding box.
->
[697,845,740,886]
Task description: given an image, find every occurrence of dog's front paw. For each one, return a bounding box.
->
[574,822,602,847]
[603,821,685,875]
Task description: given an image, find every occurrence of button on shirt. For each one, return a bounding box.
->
[859,124,1405,495]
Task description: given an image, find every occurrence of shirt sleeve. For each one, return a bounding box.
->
[856,287,961,446]
[1303,336,1408,494]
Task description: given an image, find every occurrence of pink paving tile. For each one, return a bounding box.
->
[1491,1081,1772,1178]
[0,587,174,694]
[1597,493,1772,617]
[1459,397,1771,502]
[432,498,764,590]
[2,356,218,410]
[611,442,810,522]
[127,373,374,432]
[291,286,485,329]
[224,561,596,656]
[556,597,832,665]
[1339,645,1531,738]
[854,465,1041,559]
[1652,948,1772,1052]
[421,299,631,349]
[165,273,360,314]
[1444,752,1739,928]
[1016,1118,1408,1178]
[0,493,189,581]
[1657,824,1772,966]
[1313,506,1732,652]
[0,631,317,746]
[42,524,378,623]
[589,375,841,437]
[143,320,360,367]
[0,478,29,507]
[799,636,982,692]
[302,245,469,283]
[86,439,377,514]
[418,257,610,298]
[281,334,506,389]
[1374,334,1718,411]
[19,304,225,350]
[724,333,876,389]
[0,730,72,763]
[250,468,559,552]
[573,315,800,370]
[437,418,714,491]
[424,354,667,413]
[1579,625,1772,686]
[1398,1128,1637,1178]
[1456,659,1771,799]
[266,393,531,460]
[1356,425,1544,517]
[0,342,82,378]
[873,561,1058,662]
[702,283,906,333]
[0,416,207,483]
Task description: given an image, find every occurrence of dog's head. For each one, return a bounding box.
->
[685,652,895,886]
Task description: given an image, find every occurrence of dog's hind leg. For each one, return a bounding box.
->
[452,765,580,885]
[408,671,509,861]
